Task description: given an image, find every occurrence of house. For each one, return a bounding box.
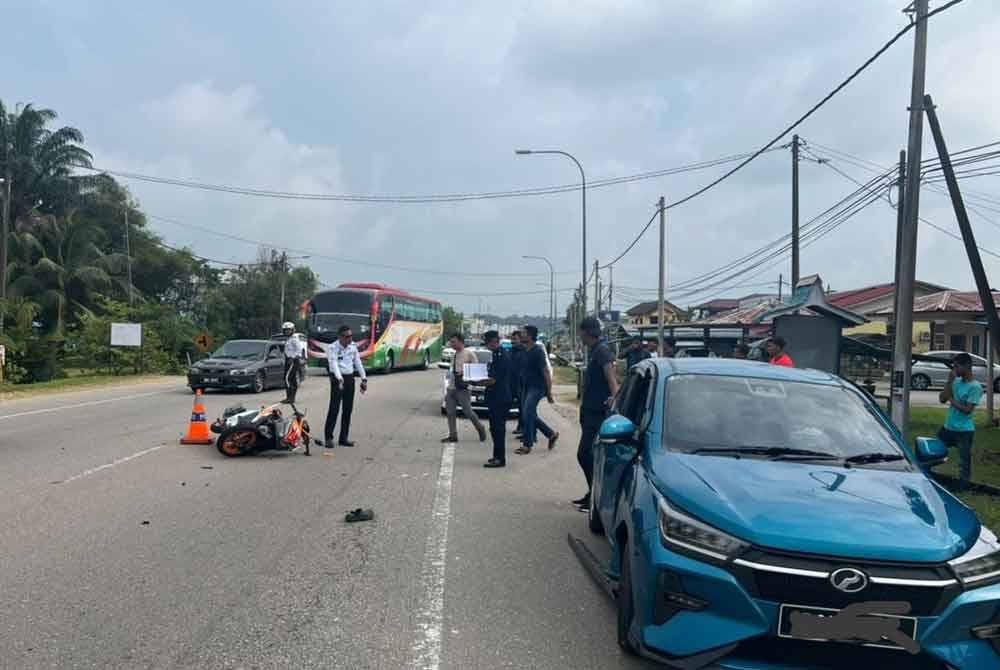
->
[624,300,684,327]
[875,290,1000,357]
[828,280,949,352]
[690,298,739,321]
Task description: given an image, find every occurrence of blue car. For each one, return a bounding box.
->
[590,358,1000,670]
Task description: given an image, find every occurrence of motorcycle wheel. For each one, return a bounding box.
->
[217,429,257,457]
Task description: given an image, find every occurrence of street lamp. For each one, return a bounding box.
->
[515,149,587,317]
[524,255,555,344]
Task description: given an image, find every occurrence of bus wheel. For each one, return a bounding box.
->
[422,350,430,370]
[385,351,395,374]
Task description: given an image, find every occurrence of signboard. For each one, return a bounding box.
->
[598,310,621,323]
[194,331,214,353]
[0,344,5,366]
[110,322,142,348]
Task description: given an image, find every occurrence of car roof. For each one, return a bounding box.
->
[650,357,843,386]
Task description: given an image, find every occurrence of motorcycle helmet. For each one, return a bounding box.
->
[282,321,295,334]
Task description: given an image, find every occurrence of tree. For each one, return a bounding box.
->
[442,306,463,338]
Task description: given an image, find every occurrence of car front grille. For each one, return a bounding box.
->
[732,548,959,617]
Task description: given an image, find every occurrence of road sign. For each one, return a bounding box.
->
[193,332,214,353]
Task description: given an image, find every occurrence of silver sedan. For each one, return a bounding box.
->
[910,350,1000,392]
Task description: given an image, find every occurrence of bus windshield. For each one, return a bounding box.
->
[311,313,370,343]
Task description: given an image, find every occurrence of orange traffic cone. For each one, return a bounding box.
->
[180,389,213,445]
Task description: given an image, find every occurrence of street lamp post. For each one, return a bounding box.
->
[523,255,555,344]
[515,149,587,317]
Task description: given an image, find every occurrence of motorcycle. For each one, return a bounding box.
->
[210,402,313,457]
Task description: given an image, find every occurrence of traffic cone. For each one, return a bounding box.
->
[180,389,213,445]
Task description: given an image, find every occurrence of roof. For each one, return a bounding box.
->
[329,284,439,303]
[828,281,951,309]
[650,357,841,385]
[692,298,739,311]
[626,300,682,316]
[692,301,780,325]
[875,290,1000,315]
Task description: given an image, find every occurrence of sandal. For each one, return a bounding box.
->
[515,446,532,455]
[345,508,375,523]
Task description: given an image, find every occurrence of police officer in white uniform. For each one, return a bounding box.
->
[323,324,368,447]
[281,321,306,404]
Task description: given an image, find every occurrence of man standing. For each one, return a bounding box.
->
[481,330,513,469]
[323,325,368,448]
[281,321,306,404]
[767,337,794,367]
[441,333,487,443]
[515,325,559,455]
[510,331,526,437]
[663,337,676,358]
[938,353,982,489]
[625,337,651,369]
[575,317,619,512]
[732,343,750,359]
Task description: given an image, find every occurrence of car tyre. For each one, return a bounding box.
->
[440,406,447,416]
[994,378,1000,394]
[253,371,266,394]
[911,374,931,391]
[617,537,640,656]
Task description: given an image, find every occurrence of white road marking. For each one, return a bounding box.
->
[59,445,167,484]
[411,443,455,670]
[0,389,173,421]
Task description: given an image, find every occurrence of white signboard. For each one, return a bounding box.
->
[110,322,142,347]
[0,344,5,366]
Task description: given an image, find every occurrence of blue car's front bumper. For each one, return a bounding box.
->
[632,527,1000,670]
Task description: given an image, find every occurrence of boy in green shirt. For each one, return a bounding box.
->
[937,352,983,488]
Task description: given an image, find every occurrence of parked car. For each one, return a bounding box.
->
[590,357,1000,668]
[188,340,287,393]
[439,347,517,417]
[911,350,1000,392]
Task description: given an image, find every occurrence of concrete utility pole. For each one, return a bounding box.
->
[0,173,10,335]
[778,274,783,302]
[791,134,801,287]
[890,0,930,432]
[593,260,599,316]
[658,196,666,356]
[279,251,288,327]
[124,208,133,307]
[889,149,907,416]
[608,265,613,313]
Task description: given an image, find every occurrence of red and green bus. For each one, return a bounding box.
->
[306,283,444,373]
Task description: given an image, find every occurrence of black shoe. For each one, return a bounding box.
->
[339,440,356,447]
[322,440,335,449]
[440,436,458,443]
[572,495,590,506]
[577,504,590,514]
[484,459,506,468]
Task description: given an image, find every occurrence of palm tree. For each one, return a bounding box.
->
[8,211,130,333]
[0,101,93,222]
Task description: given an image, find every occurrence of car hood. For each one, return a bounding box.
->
[651,452,980,562]
[195,358,261,369]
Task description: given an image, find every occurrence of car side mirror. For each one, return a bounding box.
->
[599,414,637,444]
[915,436,948,466]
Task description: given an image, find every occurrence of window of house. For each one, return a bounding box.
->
[950,334,966,351]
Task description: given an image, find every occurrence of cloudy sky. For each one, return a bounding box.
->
[4,0,998,316]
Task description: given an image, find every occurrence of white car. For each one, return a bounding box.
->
[439,347,518,417]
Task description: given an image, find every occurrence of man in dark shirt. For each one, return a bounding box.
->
[575,317,620,512]
[624,337,651,369]
[510,330,526,437]
[482,330,513,469]
[515,325,559,454]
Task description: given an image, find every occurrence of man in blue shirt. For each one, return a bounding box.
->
[515,325,559,454]
[624,337,650,369]
[937,352,983,488]
[482,330,513,469]
[574,317,620,512]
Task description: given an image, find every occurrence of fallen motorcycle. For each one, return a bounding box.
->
[210,402,313,457]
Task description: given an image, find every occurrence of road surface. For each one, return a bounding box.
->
[0,370,655,669]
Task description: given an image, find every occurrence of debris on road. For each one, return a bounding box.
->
[345,508,374,523]
[141,520,150,526]
[200,465,213,470]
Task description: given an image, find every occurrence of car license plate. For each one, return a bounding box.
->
[204,377,219,383]
[777,604,918,651]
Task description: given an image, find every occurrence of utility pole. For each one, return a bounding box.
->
[791,134,800,287]
[0,171,10,335]
[593,260,599,316]
[890,0,929,432]
[124,208,134,307]
[279,251,288,327]
[778,274,783,302]
[608,265,613,313]
[657,196,666,356]
[889,150,907,416]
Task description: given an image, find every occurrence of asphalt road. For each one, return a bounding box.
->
[0,370,655,670]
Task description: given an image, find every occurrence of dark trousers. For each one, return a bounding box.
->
[488,403,510,464]
[325,374,355,443]
[938,427,974,483]
[578,408,606,491]
[514,382,525,431]
[284,358,301,403]
[521,385,555,448]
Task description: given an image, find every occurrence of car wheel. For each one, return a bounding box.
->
[253,371,266,394]
[994,378,1000,394]
[588,492,604,535]
[912,374,931,391]
[440,405,447,416]
[617,537,640,656]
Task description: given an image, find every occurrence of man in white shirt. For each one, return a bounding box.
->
[323,324,368,448]
[281,322,306,404]
[441,333,487,443]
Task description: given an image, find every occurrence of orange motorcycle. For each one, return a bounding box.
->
[210,402,313,457]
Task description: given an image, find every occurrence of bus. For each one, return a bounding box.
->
[306,283,444,373]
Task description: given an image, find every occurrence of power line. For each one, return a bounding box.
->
[600,0,967,267]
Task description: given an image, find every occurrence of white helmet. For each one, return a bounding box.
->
[282,321,295,332]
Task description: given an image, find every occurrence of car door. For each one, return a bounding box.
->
[596,365,653,533]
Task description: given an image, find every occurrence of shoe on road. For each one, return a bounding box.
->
[572,494,589,507]
[440,436,458,443]
[476,426,487,442]
[548,432,559,450]
[483,459,506,468]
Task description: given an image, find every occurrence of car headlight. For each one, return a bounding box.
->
[229,369,250,376]
[658,495,749,562]
[950,526,1000,587]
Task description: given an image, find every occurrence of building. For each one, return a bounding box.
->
[876,290,1000,357]
[828,280,949,352]
[624,300,684,328]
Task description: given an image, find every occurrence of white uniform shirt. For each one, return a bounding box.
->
[284,334,306,360]
[327,340,367,381]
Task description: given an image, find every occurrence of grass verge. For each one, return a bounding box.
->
[0,373,175,400]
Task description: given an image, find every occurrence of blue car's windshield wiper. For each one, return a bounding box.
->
[689,446,841,460]
[843,452,905,465]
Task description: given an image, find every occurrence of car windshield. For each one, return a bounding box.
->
[664,374,905,461]
[212,341,266,360]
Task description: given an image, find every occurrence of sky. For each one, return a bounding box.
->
[3,0,999,316]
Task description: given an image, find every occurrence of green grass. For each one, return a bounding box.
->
[552,365,579,387]
[0,372,172,398]
[908,407,1000,525]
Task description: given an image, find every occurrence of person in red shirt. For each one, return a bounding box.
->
[767,337,794,367]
